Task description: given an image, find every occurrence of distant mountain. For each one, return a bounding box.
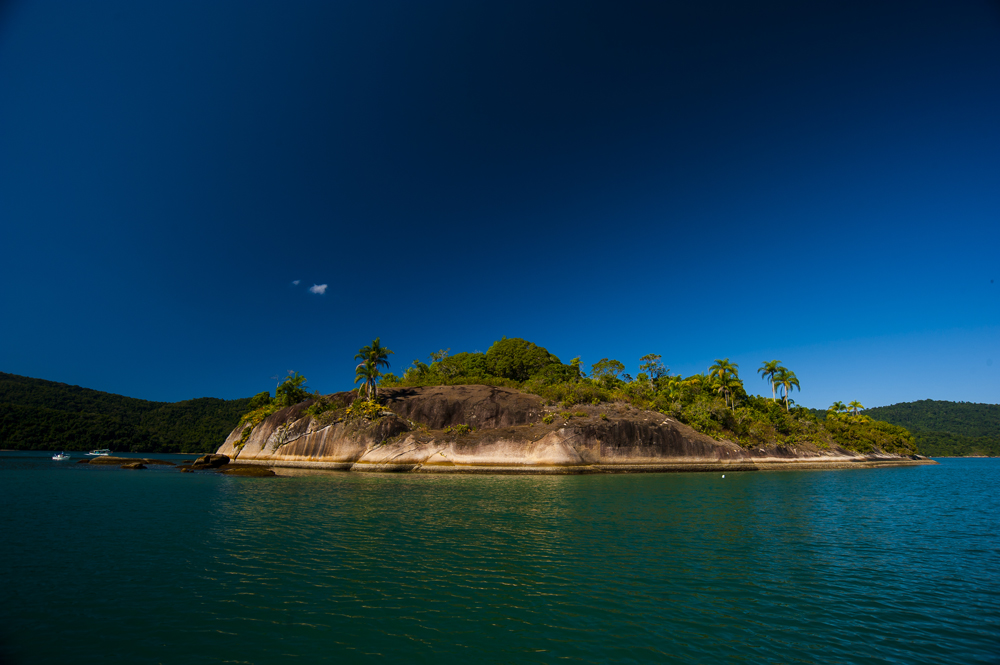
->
[0,372,251,454]
[861,400,1000,457]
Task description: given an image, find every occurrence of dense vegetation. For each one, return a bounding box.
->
[0,372,251,453]
[339,337,917,456]
[863,400,1000,457]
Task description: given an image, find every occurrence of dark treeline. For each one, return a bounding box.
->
[863,400,1000,457]
[0,372,251,453]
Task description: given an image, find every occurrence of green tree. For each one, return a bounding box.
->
[354,338,394,399]
[485,338,559,381]
[355,360,379,400]
[429,348,450,362]
[403,359,431,381]
[774,368,800,412]
[275,372,309,408]
[590,358,625,387]
[848,400,865,416]
[707,359,741,410]
[355,338,395,373]
[248,391,272,409]
[714,374,740,411]
[639,354,668,388]
[757,360,783,401]
[709,358,739,381]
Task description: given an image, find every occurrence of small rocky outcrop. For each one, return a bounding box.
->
[192,453,230,468]
[120,462,147,470]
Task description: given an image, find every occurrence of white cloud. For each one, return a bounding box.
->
[292,280,300,285]
[308,283,328,295]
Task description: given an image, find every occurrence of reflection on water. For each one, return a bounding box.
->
[1,454,998,664]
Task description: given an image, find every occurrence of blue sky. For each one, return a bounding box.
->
[1,0,998,409]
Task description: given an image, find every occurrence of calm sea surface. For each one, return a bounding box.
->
[1,452,997,664]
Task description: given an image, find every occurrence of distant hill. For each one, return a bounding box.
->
[0,372,252,454]
[860,400,1000,457]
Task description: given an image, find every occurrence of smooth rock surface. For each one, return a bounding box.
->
[216,386,936,474]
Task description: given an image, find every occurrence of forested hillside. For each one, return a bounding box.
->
[0,372,251,453]
[863,400,1000,457]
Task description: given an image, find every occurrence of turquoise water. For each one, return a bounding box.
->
[1,453,997,664]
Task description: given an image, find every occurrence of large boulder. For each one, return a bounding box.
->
[192,454,229,468]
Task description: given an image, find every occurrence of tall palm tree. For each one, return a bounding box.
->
[774,368,800,412]
[354,338,394,400]
[848,400,865,416]
[708,359,739,381]
[355,337,394,372]
[354,359,379,401]
[714,374,739,411]
[829,400,847,414]
[708,359,739,409]
[758,360,783,401]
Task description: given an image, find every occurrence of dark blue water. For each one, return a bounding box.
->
[1,452,997,664]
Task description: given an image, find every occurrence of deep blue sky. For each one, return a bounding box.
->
[1,0,998,409]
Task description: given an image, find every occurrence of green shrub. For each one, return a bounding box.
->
[345,399,391,422]
[542,414,554,424]
[526,380,612,407]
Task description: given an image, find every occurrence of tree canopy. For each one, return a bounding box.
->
[485,338,560,382]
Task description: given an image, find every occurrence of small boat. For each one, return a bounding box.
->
[52,452,71,461]
[87,449,111,456]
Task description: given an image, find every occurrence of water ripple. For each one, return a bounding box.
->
[1,455,999,663]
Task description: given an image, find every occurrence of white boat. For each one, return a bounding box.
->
[87,449,111,456]
[52,452,71,461]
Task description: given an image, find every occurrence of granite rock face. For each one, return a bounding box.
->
[216,385,934,474]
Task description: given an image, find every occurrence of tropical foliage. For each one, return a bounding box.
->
[375,338,917,456]
[354,338,394,400]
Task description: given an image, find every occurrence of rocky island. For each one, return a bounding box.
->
[216,384,934,474]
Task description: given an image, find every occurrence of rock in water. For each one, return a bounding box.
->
[219,465,275,477]
[120,462,146,470]
[192,454,230,468]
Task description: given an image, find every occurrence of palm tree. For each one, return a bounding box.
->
[354,359,379,401]
[355,337,394,372]
[758,360,783,401]
[848,400,865,416]
[714,374,739,411]
[354,338,394,400]
[829,400,847,414]
[708,359,739,382]
[708,359,739,409]
[774,368,800,412]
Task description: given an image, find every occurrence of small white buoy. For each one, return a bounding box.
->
[722,474,725,478]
